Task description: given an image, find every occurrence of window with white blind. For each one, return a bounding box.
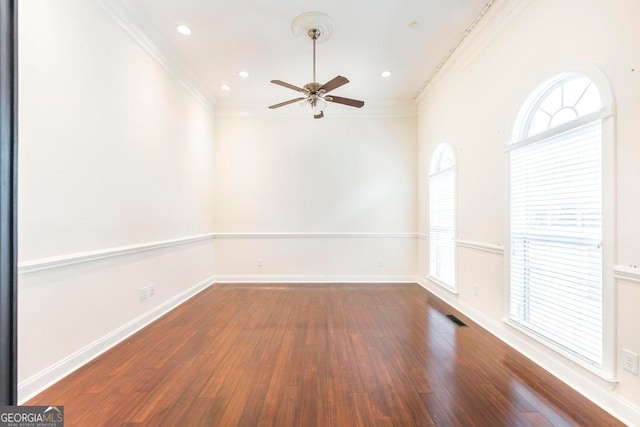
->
[509,73,605,367]
[429,144,456,290]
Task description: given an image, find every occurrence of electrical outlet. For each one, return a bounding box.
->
[622,349,639,375]
[473,284,479,297]
[257,258,263,267]
[139,287,148,301]
[148,285,155,297]
[378,259,384,267]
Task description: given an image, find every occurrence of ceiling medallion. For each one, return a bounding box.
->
[291,11,335,43]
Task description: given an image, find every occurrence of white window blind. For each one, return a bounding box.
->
[429,161,455,289]
[510,120,603,366]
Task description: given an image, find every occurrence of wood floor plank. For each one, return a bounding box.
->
[26,283,624,426]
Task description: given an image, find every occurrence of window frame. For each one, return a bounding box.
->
[428,143,457,292]
[504,68,616,381]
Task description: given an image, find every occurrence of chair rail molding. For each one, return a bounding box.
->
[613,265,640,285]
[18,233,215,274]
[456,239,504,255]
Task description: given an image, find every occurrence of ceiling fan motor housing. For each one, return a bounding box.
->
[303,82,321,94]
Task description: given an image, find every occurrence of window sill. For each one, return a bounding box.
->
[427,276,458,295]
[501,317,617,385]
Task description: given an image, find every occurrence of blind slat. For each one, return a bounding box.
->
[509,119,603,367]
[430,165,455,289]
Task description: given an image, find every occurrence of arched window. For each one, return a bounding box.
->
[518,74,602,139]
[429,143,456,290]
[508,72,611,369]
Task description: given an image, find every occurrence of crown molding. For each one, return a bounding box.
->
[215,99,417,118]
[414,0,496,100]
[415,0,531,105]
[93,0,216,113]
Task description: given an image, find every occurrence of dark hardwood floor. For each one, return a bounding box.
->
[27,284,624,426]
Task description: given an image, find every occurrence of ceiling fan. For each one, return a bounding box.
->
[268,28,365,119]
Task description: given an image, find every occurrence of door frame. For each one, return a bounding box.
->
[0,0,18,406]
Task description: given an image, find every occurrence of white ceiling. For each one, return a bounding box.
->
[104,0,489,114]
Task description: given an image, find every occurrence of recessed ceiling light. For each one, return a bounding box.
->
[220,84,231,91]
[381,70,392,78]
[238,71,250,78]
[176,25,192,36]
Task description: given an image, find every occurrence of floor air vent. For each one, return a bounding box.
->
[446,314,468,327]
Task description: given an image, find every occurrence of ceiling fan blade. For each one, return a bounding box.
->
[314,111,324,119]
[268,97,306,109]
[271,80,306,93]
[325,95,365,108]
[319,76,349,93]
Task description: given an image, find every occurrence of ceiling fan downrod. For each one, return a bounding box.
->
[308,28,321,83]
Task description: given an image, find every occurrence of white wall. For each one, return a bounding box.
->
[417,0,640,422]
[213,115,417,281]
[17,0,216,401]
[17,0,638,421]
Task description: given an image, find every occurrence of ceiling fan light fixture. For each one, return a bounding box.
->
[314,98,327,112]
[299,97,326,114]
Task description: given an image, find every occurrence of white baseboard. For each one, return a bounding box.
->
[18,274,640,425]
[17,276,214,403]
[212,274,416,284]
[415,277,640,426]
[212,232,418,239]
